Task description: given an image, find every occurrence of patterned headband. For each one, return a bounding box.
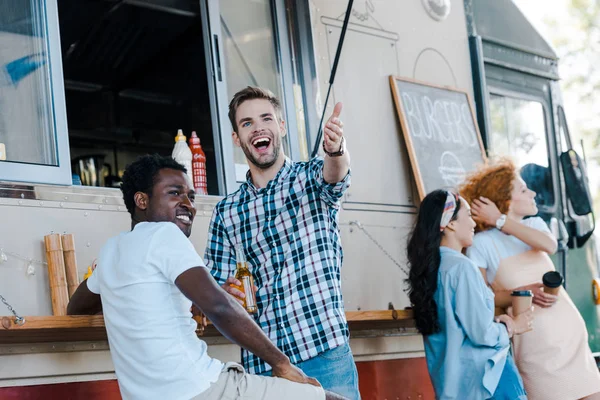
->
[440,192,458,232]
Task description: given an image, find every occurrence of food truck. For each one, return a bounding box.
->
[1,0,598,398]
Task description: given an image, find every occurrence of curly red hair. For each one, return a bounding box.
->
[459,158,517,232]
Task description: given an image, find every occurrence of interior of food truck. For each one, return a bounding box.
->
[1,0,306,190]
[57,0,219,193]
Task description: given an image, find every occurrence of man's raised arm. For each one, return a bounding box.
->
[322,102,350,184]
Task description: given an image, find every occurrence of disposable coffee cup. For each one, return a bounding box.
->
[511,290,533,316]
[543,271,563,295]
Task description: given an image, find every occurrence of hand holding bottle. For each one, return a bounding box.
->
[191,304,207,335]
[221,245,258,313]
[221,276,252,306]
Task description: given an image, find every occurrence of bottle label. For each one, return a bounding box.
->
[241,276,256,309]
[191,159,207,195]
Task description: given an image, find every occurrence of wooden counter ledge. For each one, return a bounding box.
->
[0,310,415,344]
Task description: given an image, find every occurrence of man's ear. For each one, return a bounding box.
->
[134,192,149,211]
[232,131,241,147]
[279,119,286,137]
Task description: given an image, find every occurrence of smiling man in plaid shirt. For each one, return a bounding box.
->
[204,86,359,399]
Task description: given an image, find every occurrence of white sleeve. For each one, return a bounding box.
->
[526,216,552,235]
[149,223,207,283]
[86,269,99,294]
[466,236,490,270]
[86,243,110,294]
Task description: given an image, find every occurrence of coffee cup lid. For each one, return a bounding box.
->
[542,271,563,288]
[511,290,533,297]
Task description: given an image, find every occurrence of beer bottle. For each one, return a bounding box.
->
[233,244,257,313]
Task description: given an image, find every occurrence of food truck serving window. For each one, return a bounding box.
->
[60,0,222,194]
[0,0,71,185]
[0,0,314,193]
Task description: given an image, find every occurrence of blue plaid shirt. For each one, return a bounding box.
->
[204,157,351,374]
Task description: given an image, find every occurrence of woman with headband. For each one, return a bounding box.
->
[406,190,532,400]
[460,160,600,400]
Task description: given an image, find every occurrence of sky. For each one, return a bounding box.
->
[513,0,565,35]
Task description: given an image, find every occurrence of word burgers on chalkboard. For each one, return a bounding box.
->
[389,76,486,200]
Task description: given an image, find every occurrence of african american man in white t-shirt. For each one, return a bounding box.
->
[67,154,346,400]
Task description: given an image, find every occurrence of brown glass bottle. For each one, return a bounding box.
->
[233,244,257,313]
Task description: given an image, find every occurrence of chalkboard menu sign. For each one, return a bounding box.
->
[390,76,486,200]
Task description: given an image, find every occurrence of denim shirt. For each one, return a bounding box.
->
[424,247,510,400]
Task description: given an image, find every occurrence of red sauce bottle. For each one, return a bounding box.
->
[189,131,207,195]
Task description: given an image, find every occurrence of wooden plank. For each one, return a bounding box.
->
[0,310,413,330]
[1,315,106,330]
[346,310,413,321]
[0,310,414,344]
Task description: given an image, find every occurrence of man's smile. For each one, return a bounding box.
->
[250,135,273,154]
[175,210,193,225]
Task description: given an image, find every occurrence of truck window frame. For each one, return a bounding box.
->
[486,86,559,215]
[0,0,71,186]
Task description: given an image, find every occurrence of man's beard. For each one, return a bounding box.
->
[240,135,281,170]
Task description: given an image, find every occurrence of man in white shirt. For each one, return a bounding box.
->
[67,154,345,400]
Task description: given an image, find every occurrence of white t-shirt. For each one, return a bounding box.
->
[466,217,552,284]
[87,222,223,400]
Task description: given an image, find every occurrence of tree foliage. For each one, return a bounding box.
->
[545,0,600,153]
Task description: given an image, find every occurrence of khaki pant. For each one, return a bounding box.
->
[192,362,325,400]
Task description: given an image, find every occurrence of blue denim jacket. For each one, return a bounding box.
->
[424,247,510,400]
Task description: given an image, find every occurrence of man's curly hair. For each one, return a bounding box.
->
[458,158,517,232]
[120,154,187,217]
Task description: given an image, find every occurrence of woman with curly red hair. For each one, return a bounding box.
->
[459,159,600,400]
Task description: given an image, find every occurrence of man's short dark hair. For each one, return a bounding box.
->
[120,154,187,216]
[228,86,283,133]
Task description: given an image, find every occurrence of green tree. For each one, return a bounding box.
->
[544,0,600,211]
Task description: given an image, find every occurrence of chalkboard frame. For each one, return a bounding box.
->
[389,76,487,200]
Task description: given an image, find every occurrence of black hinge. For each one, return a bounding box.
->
[213,34,222,82]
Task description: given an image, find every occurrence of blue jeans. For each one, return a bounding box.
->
[261,343,361,400]
[492,353,527,400]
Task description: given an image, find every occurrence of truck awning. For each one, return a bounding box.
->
[469,0,558,60]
